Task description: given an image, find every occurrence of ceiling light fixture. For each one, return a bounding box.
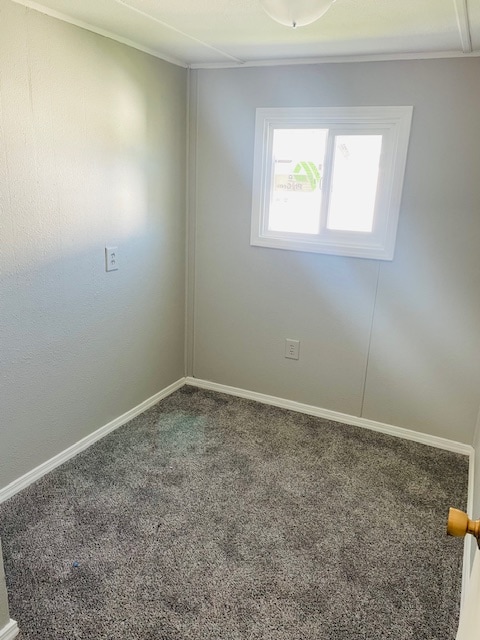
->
[260,0,336,28]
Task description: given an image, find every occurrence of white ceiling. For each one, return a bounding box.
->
[12,0,480,67]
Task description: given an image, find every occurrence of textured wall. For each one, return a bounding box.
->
[191,60,480,444]
[0,0,187,489]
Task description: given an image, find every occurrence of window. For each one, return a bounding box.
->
[251,106,413,260]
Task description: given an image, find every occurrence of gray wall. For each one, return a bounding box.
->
[0,0,187,489]
[0,539,10,630]
[191,59,480,444]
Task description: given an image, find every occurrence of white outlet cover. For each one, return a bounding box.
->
[285,338,300,360]
[105,246,119,272]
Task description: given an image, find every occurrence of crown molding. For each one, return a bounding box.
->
[10,0,188,68]
[190,49,480,69]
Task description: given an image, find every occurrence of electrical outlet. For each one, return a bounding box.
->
[105,246,119,272]
[285,339,300,360]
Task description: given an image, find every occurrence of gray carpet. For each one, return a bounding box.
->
[0,386,469,639]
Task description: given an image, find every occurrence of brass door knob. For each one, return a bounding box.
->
[447,507,480,540]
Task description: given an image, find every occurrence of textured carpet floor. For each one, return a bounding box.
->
[0,386,469,639]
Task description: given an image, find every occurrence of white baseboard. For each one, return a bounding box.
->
[0,378,186,504]
[0,620,19,640]
[185,377,473,456]
[2,374,470,506]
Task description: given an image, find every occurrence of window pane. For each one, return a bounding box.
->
[327,135,382,232]
[268,128,327,234]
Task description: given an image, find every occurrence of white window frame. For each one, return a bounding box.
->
[250,106,413,260]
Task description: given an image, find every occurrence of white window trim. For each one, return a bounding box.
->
[250,106,413,260]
